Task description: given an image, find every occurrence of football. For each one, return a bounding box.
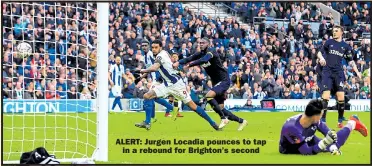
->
[16,42,32,58]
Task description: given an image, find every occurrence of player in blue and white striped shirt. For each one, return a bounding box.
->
[109,56,125,113]
[137,39,219,131]
[140,39,178,120]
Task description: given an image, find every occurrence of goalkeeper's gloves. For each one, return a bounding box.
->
[318,130,338,150]
[326,130,338,143]
[329,144,342,156]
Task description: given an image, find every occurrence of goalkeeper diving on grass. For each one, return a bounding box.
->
[173,37,247,130]
[279,99,368,155]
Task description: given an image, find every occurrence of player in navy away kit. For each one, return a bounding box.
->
[315,64,350,121]
[279,99,368,155]
[173,37,248,131]
[316,25,362,128]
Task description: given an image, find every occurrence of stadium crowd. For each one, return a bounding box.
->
[2,2,371,103]
[225,2,370,27]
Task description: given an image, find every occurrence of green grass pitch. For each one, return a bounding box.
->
[3,111,371,164]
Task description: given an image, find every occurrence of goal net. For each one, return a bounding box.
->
[2,2,108,163]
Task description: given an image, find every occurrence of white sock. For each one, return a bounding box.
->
[318,140,327,150]
[346,120,356,130]
[329,144,338,152]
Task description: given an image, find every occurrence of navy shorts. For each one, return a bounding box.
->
[321,70,345,92]
[211,80,230,105]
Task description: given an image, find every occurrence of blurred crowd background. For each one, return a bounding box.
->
[2,2,371,104]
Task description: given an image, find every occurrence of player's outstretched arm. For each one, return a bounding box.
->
[349,60,362,79]
[188,52,213,67]
[317,51,326,66]
[140,62,160,73]
[108,72,113,85]
[140,73,148,78]
[343,45,362,78]
[318,40,330,66]
[317,120,331,136]
[121,66,126,80]
[108,65,114,86]
[178,52,203,65]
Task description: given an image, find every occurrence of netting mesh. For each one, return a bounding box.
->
[2,2,98,162]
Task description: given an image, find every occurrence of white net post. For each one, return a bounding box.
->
[94,2,109,162]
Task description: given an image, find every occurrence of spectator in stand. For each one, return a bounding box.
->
[272,79,284,98]
[242,99,255,108]
[307,85,321,99]
[290,84,303,99]
[67,86,78,99]
[253,86,266,99]
[133,81,147,99]
[262,70,275,98]
[80,87,92,99]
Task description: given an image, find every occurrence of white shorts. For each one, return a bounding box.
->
[152,80,192,104]
[112,85,122,97]
[150,81,162,91]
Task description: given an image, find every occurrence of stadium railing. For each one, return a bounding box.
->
[214,2,238,18]
[309,2,341,25]
[253,17,339,37]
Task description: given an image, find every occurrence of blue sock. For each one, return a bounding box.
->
[151,100,156,118]
[165,100,173,113]
[154,98,173,113]
[117,97,123,110]
[144,99,153,124]
[194,106,215,126]
[111,97,120,110]
[165,107,172,113]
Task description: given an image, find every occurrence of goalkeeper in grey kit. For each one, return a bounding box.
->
[279,99,368,155]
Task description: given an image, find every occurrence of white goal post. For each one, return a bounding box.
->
[94,2,109,162]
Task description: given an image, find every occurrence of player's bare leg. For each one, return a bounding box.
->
[166,96,183,118]
[186,100,221,131]
[143,90,157,100]
[336,91,345,128]
[135,90,158,130]
[321,90,331,123]
[165,96,173,117]
[202,90,229,127]
[219,103,248,131]
[171,98,184,121]
[173,98,183,118]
